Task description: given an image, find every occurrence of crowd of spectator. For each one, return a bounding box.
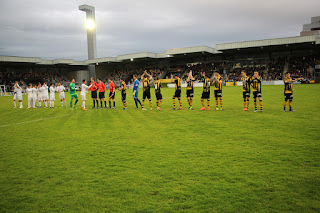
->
[0,70,68,92]
[1,56,318,93]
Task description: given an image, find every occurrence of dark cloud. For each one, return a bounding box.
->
[0,0,319,60]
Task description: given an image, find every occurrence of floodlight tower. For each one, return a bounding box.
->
[79,4,97,78]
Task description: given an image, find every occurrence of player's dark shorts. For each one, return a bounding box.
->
[109,92,115,99]
[155,92,162,100]
[243,91,250,98]
[121,92,126,101]
[253,91,262,98]
[201,91,210,99]
[214,90,222,98]
[91,90,97,99]
[143,90,151,99]
[173,89,181,98]
[284,93,293,100]
[99,92,105,99]
[186,89,194,98]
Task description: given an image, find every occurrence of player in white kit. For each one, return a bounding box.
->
[37,83,42,108]
[26,84,34,108]
[13,81,23,108]
[56,82,67,108]
[41,83,49,108]
[49,83,56,108]
[80,79,92,110]
[32,85,38,108]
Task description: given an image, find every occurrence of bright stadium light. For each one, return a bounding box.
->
[86,19,95,30]
[79,4,97,78]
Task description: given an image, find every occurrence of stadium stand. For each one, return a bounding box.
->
[1,33,320,88]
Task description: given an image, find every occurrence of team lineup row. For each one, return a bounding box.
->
[12,70,299,112]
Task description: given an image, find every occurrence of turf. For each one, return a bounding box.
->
[0,84,319,212]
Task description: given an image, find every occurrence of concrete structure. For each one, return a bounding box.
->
[301,16,320,36]
[1,35,319,66]
[1,34,319,84]
[79,4,97,79]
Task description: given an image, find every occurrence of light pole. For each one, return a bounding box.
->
[79,4,97,78]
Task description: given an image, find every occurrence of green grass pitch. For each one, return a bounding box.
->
[0,84,319,212]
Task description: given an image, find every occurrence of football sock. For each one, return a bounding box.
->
[254,99,257,110]
[61,101,63,107]
[49,101,51,108]
[70,100,73,107]
[44,102,47,107]
[259,100,263,110]
[289,100,293,108]
[284,100,287,110]
[246,100,250,108]
[104,101,107,107]
[113,101,115,107]
[243,99,246,108]
[215,98,218,108]
[19,102,22,108]
[93,100,95,107]
[134,99,138,108]
[207,99,210,107]
[109,101,111,107]
[13,101,16,107]
[100,101,102,107]
[173,98,176,107]
[156,100,159,107]
[178,98,182,107]
[190,99,193,107]
[123,100,127,108]
[74,99,78,106]
[142,100,145,108]
[201,99,205,107]
[220,99,223,108]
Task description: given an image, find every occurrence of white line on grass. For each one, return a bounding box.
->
[0,111,87,128]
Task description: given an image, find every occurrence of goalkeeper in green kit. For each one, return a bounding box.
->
[69,79,79,110]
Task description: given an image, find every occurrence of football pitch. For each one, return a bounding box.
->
[0,84,319,212]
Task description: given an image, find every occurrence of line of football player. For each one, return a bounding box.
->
[12,70,298,112]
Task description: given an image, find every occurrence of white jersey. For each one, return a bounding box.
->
[56,85,65,94]
[26,88,33,98]
[32,88,38,98]
[13,84,23,100]
[41,85,49,96]
[81,84,91,95]
[56,85,66,100]
[49,86,55,101]
[49,86,56,94]
[37,87,42,100]
[14,84,22,96]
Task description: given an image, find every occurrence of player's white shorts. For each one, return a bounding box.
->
[81,94,87,101]
[59,93,65,100]
[50,94,55,101]
[16,94,23,101]
[42,95,49,100]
